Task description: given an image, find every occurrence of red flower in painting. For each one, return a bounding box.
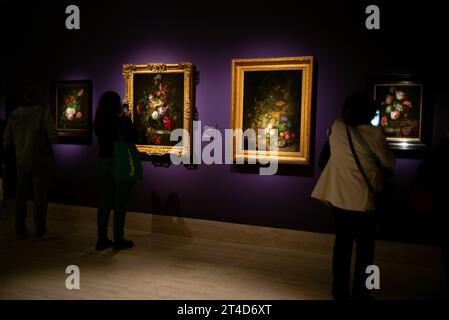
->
[162,116,173,131]
[402,100,412,110]
[151,135,161,145]
[64,98,70,105]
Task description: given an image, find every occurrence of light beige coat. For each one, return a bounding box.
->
[311,119,395,212]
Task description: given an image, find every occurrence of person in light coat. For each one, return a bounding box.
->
[312,92,395,300]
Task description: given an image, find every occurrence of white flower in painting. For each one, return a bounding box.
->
[151,110,160,120]
[157,106,166,115]
[77,89,84,97]
[66,107,76,115]
[394,102,403,112]
[66,107,76,119]
[386,105,393,113]
[395,90,405,101]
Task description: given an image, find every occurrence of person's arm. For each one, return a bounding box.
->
[43,109,59,144]
[373,126,395,169]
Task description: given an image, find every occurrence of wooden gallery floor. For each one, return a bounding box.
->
[0,203,446,300]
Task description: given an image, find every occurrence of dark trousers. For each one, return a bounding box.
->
[96,158,134,242]
[332,207,377,300]
[15,165,49,236]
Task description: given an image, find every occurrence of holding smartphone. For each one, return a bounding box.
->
[122,103,130,116]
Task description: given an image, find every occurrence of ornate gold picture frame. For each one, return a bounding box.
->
[230,56,314,165]
[123,62,193,156]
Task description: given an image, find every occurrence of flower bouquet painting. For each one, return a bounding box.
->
[58,88,86,129]
[133,73,183,146]
[242,70,302,152]
[231,57,314,165]
[375,83,423,142]
[123,63,193,156]
[51,80,92,144]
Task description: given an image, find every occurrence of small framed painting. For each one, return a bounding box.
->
[123,62,193,157]
[373,75,427,151]
[50,80,93,145]
[230,56,314,165]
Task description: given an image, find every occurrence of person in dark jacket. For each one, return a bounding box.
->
[93,91,138,251]
[4,85,58,238]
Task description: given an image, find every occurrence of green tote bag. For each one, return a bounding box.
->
[114,119,143,181]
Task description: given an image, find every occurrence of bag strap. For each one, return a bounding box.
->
[348,126,380,165]
[346,125,375,194]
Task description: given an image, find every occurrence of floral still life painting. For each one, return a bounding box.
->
[375,83,423,142]
[231,57,314,165]
[242,70,302,153]
[123,63,193,156]
[57,87,87,129]
[51,80,92,144]
[133,73,183,146]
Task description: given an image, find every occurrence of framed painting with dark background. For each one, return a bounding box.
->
[123,62,193,157]
[50,80,92,145]
[370,74,429,157]
[231,56,314,165]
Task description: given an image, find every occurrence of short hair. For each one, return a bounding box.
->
[24,85,44,104]
[341,91,376,126]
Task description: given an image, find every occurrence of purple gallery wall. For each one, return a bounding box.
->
[3,1,449,240]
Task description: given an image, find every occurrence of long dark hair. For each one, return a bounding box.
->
[342,91,376,126]
[93,91,121,132]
